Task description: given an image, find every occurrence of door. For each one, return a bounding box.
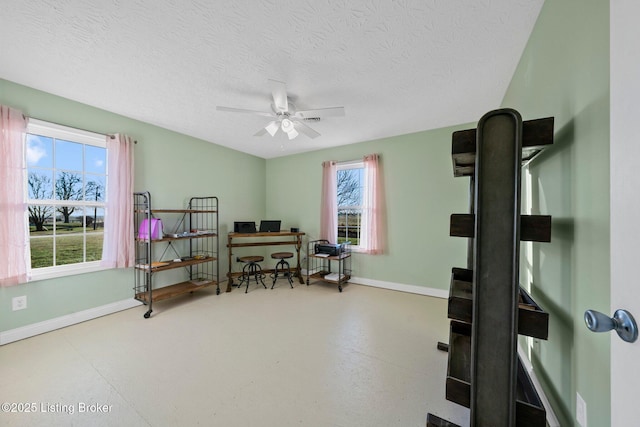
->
[610,2,640,426]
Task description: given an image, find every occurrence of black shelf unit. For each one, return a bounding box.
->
[427,110,554,427]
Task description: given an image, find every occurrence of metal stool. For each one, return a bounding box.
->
[237,256,267,293]
[271,252,294,289]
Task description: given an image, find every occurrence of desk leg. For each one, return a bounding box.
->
[295,235,304,284]
[226,235,234,292]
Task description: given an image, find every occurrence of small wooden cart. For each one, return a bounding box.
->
[306,239,352,292]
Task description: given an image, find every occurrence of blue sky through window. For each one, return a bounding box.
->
[26,134,106,202]
[26,135,53,167]
[55,140,82,171]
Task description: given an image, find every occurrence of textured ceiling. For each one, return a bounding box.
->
[0,0,544,159]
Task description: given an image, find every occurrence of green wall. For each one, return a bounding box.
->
[502,0,610,426]
[0,78,266,332]
[265,126,469,291]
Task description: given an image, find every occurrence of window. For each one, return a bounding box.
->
[336,161,364,248]
[25,119,107,277]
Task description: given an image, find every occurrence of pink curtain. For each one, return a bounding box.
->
[360,154,385,254]
[0,106,29,286]
[101,134,135,268]
[320,160,337,243]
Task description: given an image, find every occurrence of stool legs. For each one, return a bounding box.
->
[271,258,293,289]
[240,261,266,293]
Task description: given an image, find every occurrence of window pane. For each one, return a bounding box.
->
[28,204,53,232]
[30,235,54,268]
[338,208,361,245]
[56,235,85,265]
[27,170,54,200]
[26,135,53,167]
[55,206,85,265]
[85,145,106,174]
[56,205,82,228]
[55,171,83,202]
[337,168,362,207]
[85,175,106,202]
[86,207,104,261]
[29,204,54,268]
[55,139,83,172]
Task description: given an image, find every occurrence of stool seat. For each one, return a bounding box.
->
[239,255,264,263]
[271,252,293,260]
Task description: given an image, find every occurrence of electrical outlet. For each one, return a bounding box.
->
[12,295,27,311]
[576,392,587,427]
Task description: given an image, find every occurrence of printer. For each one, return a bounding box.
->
[314,242,349,256]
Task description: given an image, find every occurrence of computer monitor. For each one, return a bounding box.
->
[259,220,281,232]
[234,221,256,233]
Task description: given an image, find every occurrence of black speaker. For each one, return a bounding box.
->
[290,227,299,232]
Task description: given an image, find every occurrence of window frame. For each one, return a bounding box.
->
[336,160,365,252]
[25,119,109,281]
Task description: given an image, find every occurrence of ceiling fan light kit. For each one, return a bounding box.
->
[216,79,345,141]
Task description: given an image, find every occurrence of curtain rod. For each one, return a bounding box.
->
[23,114,138,144]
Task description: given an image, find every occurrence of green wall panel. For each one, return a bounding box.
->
[502,0,610,425]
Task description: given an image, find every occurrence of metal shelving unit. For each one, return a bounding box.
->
[427,110,554,427]
[134,192,219,318]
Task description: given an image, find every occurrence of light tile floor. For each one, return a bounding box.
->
[0,281,469,426]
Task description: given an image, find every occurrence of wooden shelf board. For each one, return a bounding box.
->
[447,276,549,340]
[450,214,552,243]
[228,241,297,248]
[151,209,218,214]
[229,231,305,238]
[310,252,351,261]
[451,117,554,177]
[309,271,351,284]
[427,413,462,427]
[134,209,218,214]
[137,233,217,243]
[135,256,217,272]
[135,279,218,303]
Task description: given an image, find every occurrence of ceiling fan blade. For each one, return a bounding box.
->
[269,79,289,113]
[294,121,320,139]
[217,106,275,118]
[295,106,345,119]
[254,120,280,137]
[265,120,280,137]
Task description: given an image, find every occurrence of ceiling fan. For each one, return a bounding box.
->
[216,80,345,140]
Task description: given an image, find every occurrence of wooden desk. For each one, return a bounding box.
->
[226,231,305,292]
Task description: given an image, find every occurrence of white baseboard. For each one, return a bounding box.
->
[0,298,142,346]
[349,276,449,299]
